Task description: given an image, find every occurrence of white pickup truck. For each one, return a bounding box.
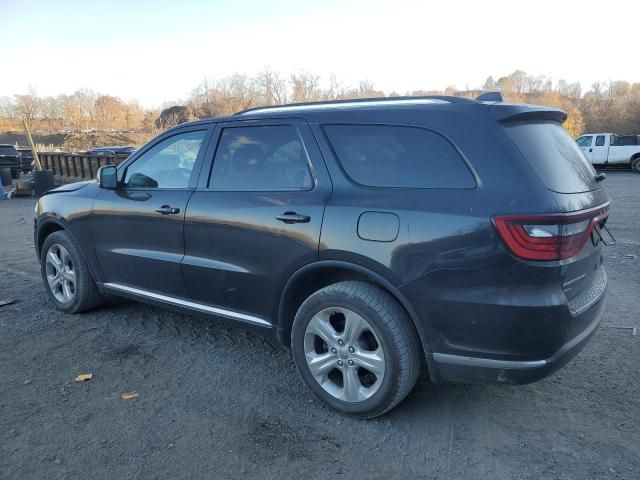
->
[576,133,640,172]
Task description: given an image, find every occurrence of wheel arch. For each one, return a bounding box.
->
[36,218,66,258]
[36,218,101,287]
[276,260,434,370]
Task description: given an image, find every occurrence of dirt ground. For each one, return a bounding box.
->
[1,173,638,480]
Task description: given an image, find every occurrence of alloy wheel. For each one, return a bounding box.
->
[45,244,76,303]
[304,307,385,403]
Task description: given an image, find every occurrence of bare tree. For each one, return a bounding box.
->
[322,74,349,100]
[95,95,127,130]
[256,68,288,105]
[40,96,65,132]
[14,87,40,128]
[358,80,384,98]
[290,72,322,103]
[190,77,216,116]
[483,76,497,91]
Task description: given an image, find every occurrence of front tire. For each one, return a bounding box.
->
[291,281,421,418]
[40,230,104,313]
[631,156,640,173]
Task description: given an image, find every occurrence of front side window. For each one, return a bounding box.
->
[123,130,207,188]
[209,125,313,190]
[323,124,475,189]
[576,136,593,148]
[595,135,605,147]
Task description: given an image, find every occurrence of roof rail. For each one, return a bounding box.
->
[233,95,474,115]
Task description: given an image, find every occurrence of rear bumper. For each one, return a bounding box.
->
[401,265,607,385]
[428,292,604,384]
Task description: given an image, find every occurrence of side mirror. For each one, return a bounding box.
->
[97,165,118,189]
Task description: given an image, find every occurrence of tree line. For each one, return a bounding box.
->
[1,70,639,140]
[0,89,151,134]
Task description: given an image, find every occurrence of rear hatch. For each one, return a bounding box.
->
[494,109,610,310]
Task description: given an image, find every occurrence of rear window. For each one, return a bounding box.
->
[612,135,639,146]
[0,146,18,155]
[323,125,475,189]
[503,122,598,194]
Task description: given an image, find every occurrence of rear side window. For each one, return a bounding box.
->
[504,122,597,194]
[595,135,605,146]
[323,125,475,189]
[209,125,313,191]
[612,135,640,146]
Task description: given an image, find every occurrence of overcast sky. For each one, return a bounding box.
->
[2,0,639,108]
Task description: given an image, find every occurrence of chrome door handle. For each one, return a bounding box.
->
[276,212,310,224]
[155,205,180,215]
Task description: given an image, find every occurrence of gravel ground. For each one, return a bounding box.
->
[1,173,639,480]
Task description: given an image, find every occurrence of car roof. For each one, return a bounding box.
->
[233,96,471,116]
[172,96,477,128]
[167,96,566,132]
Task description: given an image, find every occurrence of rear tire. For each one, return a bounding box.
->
[291,281,421,418]
[631,156,640,173]
[40,230,104,313]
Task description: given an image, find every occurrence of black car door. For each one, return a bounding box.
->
[182,118,332,325]
[93,126,212,297]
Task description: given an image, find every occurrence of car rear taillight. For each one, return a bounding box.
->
[493,206,609,261]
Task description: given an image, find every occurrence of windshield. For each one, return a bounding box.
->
[504,122,598,194]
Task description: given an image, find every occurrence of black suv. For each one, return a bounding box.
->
[34,96,610,418]
[0,144,21,177]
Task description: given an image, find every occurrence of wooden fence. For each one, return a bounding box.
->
[38,153,131,184]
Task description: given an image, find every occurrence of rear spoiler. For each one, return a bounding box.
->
[475,92,567,123]
[476,91,504,102]
[489,104,568,124]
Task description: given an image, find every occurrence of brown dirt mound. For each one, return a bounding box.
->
[0,130,155,151]
[60,132,154,151]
